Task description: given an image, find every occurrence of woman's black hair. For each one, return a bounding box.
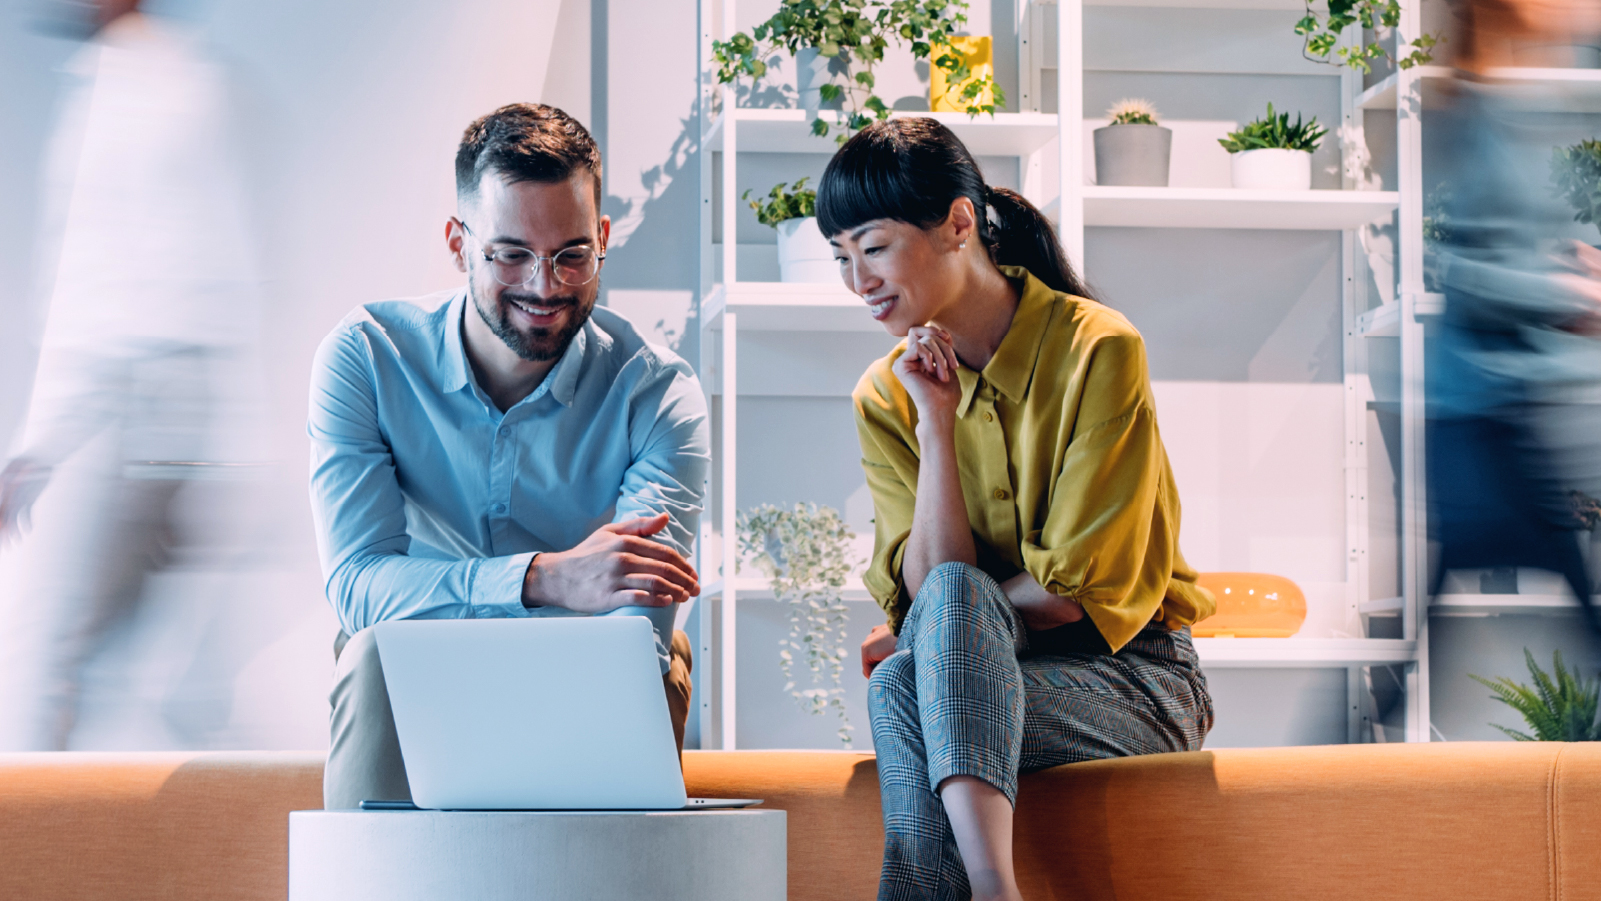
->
[816,117,1093,298]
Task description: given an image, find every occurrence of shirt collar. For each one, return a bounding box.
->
[543,323,587,408]
[440,289,589,408]
[957,266,1057,417]
[440,289,471,394]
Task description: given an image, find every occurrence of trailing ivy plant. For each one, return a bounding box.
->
[1218,103,1328,154]
[1471,649,1601,742]
[1551,139,1601,237]
[711,0,1004,145]
[930,36,1003,117]
[736,502,858,746]
[1294,0,1438,74]
[1107,98,1159,126]
[744,177,818,227]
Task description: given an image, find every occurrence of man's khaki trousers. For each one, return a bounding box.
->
[323,625,694,810]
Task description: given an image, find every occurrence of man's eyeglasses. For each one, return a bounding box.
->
[456,219,605,288]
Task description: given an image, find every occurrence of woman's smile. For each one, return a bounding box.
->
[866,295,898,320]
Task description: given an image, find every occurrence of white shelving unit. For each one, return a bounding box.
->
[1354,292,1444,338]
[696,0,1427,749]
[706,108,1062,155]
[1431,594,1587,616]
[1356,65,1601,112]
[1082,186,1399,230]
[1194,637,1418,667]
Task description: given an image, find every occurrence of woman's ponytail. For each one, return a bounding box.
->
[984,186,1090,298]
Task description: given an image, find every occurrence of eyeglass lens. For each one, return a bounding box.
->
[488,247,600,287]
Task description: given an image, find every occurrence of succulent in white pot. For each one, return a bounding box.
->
[1093,99,1171,187]
[744,178,835,283]
[1219,103,1328,191]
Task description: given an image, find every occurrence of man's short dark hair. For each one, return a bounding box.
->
[455,103,603,207]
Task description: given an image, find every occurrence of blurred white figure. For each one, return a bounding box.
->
[0,0,261,749]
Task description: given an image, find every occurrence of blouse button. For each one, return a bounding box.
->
[983,411,995,423]
[993,488,1009,500]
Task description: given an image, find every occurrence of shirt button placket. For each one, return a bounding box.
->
[489,418,513,553]
[982,392,1018,548]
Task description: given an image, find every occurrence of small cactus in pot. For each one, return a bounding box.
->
[1094,98,1171,187]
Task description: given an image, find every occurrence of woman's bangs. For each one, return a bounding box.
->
[817,142,928,238]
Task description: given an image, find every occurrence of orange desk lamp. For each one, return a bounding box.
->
[1191,572,1307,638]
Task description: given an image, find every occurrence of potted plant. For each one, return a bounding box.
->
[1471,649,1601,741]
[737,502,860,747]
[1219,103,1328,191]
[1093,98,1171,187]
[711,0,1003,144]
[744,177,835,283]
[1294,0,1438,74]
[929,35,1000,115]
[1551,139,1601,238]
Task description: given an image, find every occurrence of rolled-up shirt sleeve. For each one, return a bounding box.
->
[614,356,710,558]
[1019,332,1176,652]
[308,326,531,636]
[853,359,919,633]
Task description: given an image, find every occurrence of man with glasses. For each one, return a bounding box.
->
[309,104,708,809]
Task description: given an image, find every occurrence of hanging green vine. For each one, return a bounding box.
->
[1294,0,1438,74]
[711,0,1004,145]
[736,502,859,746]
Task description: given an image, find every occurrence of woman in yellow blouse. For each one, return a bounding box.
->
[818,118,1214,901]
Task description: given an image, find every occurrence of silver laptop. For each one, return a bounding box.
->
[374,617,756,811]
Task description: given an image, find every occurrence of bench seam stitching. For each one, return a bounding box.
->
[1550,745,1563,901]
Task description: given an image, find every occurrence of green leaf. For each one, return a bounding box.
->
[1472,648,1601,742]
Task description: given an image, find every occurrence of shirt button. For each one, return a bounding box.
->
[491,503,508,514]
[983,411,995,423]
[993,488,1008,501]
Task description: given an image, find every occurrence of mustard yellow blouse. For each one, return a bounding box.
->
[852,266,1214,653]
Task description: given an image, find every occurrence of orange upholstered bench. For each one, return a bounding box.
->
[1,744,1597,900]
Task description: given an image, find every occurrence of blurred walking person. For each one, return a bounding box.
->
[0,0,261,749]
[1429,0,1601,632]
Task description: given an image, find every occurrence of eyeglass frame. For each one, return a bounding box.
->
[453,218,607,288]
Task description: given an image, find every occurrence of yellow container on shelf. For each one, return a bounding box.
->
[929,36,994,113]
[1191,572,1307,638]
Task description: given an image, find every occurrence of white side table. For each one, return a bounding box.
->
[289,809,786,901]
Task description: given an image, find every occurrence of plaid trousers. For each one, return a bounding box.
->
[868,562,1213,901]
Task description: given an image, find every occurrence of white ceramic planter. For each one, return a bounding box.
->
[1230,148,1312,190]
[776,216,837,283]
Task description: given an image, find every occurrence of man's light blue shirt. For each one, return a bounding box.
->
[308,288,709,669]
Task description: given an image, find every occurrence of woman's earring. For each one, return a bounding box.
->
[959,241,967,249]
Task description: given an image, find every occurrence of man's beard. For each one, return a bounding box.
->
[470,271,597,363]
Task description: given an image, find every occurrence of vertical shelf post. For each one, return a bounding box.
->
[720,311,738,750]
[720,0,739,291]
[1057,0,1084,274]
[1396,0,1431,742]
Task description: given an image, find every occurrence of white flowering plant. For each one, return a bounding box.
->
[736,502,859,746]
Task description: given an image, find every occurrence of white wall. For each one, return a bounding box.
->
[0,0,710,751]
